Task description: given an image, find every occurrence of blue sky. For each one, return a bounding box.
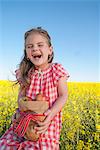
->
[0,0,99,82]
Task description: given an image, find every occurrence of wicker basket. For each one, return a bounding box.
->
[13,94,49,141]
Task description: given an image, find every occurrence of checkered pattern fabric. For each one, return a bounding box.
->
[0,63,69,150]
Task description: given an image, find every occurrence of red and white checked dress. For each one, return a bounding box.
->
[0,63,69,150]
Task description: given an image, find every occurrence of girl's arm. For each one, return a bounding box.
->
[49,75,68,117]
[35,76,68,134]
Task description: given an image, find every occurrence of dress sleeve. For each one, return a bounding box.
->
[52,63,70,86]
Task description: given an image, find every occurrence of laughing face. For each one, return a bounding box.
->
[25,33,53,70]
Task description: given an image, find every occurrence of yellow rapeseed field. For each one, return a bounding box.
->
[0,80,99,150]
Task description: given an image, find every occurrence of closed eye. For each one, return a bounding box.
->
[38,44,43,47]
[26,44,33,49]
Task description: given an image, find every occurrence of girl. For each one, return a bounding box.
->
[0,27,70,150]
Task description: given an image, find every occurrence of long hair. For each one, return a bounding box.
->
[18,27,54,87]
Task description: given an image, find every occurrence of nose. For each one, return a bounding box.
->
[32,45,38,51]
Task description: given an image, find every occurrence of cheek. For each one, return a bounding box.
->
[44,53,49,61]
[26,50,32,58]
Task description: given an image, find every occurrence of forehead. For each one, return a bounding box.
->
[25,33,48,44]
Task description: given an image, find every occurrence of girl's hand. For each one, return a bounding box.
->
[18,102,25,111]
[18,97,27,111]
[34,109,53,134]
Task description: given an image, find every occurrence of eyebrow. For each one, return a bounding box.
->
[25,42,44,46]
[37,42,44,44]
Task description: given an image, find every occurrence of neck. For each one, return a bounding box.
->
[35,63,51,71]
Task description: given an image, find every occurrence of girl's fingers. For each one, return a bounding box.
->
[35,126,45,131]
[34,122,50,134]
[34,109,52,134]
[37,119,50,126]
[35,125,49,134]
[37,113,52,126]
[37,127,48,134]
[35,122,50,130]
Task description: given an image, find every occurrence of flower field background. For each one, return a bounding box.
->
[0,80,99,150]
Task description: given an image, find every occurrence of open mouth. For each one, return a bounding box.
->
[33,54,42,59]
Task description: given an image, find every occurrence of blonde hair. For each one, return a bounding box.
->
[18,27,54,86]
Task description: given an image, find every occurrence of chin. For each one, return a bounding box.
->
[33,62,43,67]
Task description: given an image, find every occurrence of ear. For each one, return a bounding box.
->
[49,46,53,55]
